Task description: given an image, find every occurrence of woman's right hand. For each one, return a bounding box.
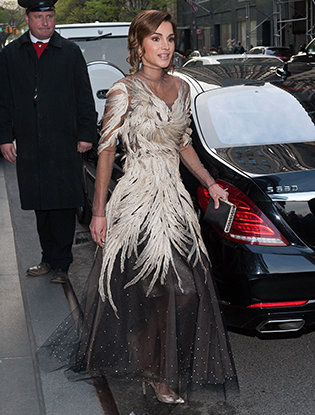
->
[90,216,107,248]
[208,184,229,209]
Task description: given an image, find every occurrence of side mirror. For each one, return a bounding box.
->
[276,63,291,80]
[299,44,307,54]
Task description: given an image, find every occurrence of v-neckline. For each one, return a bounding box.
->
[135,77,184,110]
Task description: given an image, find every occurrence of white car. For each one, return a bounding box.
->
[55,22,130,73]
[56,22,130,122]
[188,49,218,58]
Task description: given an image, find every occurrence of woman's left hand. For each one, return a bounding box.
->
[209,184,229,209]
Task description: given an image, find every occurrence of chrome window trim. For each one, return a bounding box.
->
[270,192,315,202]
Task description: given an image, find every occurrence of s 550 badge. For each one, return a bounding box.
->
[267,185,299,194]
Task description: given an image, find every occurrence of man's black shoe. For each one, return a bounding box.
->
[27,262,52,276]
[50,269,68,284]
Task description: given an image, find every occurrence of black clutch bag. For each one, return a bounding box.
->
[203,197,237,233]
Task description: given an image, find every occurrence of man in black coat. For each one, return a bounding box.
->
[233,41,245,54]
[0,0,97,283]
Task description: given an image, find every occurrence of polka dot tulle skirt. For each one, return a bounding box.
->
[36,246,237,395]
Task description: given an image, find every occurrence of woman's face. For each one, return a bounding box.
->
[140,21,175,69]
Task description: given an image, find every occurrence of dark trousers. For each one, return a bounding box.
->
[35,208,76,272]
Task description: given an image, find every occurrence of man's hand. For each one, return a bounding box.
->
[0,143,17,163]
[77,141,93,153]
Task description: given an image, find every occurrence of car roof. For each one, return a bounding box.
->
[250,46,290,49]
[55,22,130,38]
[175,64,315,172]
[267,46,291,50]
[176,61,284,90]
[183,54,282,68]
[249,46,291,51]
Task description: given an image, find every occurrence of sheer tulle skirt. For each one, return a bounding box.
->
[37,246,237,395]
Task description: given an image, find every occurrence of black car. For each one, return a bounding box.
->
[248,46,292,62]
[81,61,315,335]
[288,39,315,73]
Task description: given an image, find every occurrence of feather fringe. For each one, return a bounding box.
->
[97,77,209,316]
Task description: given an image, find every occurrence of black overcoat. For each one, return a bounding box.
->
[0,31,97,210]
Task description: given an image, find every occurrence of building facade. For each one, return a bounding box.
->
[177,0,315,55]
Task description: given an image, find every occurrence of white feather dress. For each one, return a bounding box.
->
[98,77,210,315]
[37,76,237,395]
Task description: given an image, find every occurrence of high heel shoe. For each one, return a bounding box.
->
[142,380,184,404]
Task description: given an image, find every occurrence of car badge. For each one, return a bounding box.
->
[267,185,298,194]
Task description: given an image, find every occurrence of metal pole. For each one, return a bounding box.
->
[246,0,251,50]
[273,0,279,46]
[277,1,283,46]
[312,0,315,39]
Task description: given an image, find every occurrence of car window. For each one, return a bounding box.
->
[306,40,315,53]
[200,50,212,56]
[71,36,129,74]
[268,48,291,56]
[196,83,315,148]
[184,61,196,67]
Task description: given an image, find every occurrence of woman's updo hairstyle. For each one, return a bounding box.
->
[127,10,177,74]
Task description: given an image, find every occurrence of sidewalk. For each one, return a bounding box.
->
[0,158,238,415]
[0,158,102,415]
[0,160,43,414]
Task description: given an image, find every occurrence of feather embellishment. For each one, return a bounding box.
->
[97,77,209,316]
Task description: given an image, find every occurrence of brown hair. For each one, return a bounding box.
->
[127,10,177,74]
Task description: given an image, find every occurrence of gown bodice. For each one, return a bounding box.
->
[97,76,209,315]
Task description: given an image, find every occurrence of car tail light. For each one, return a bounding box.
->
[247,301,307,308]
[197,179,289,246]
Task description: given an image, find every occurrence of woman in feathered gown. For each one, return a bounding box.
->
[38,10,237,404]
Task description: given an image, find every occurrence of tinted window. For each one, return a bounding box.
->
[199,50,212,56]
[306,40,315,53]
[184,61,196,67]
[196,83,315,148]
[72,36,129,74]
[267,48,291,57]
[251,48,262,54]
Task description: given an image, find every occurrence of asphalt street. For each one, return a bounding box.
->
[2,157,315,415]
